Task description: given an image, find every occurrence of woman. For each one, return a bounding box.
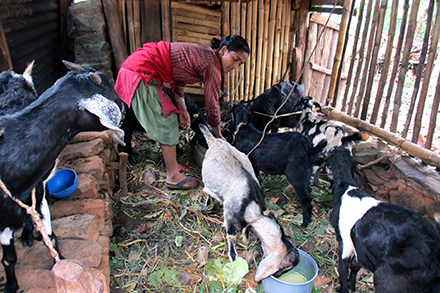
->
[115,35,249,190]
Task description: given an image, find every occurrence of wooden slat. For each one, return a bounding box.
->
[161,0,171,42]
[133,0,141,48]
[171,7,221,22]
[230,1,238,100]
[172,15,221,29]
[222,1,230,101]
[259,0,270,94]
[239,2,246,100]
[173,29,219,40]
[171,1,222,17]
[311,0,344,6]
[248,0,258,100]
[272,0,283,84]
[173,35,211,46]
[281,0,291,82]
[310,13,340,30]
[175,22,219,35]
[254,0,265,97]
[244,1,252,101]
[303,21,317,95]
[265,0,277,88]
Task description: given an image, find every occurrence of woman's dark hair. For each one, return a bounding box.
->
[210,35,250,54]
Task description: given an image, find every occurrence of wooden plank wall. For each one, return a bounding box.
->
[303,14,343,104]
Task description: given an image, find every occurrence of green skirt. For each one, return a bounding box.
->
[131,80,179,146]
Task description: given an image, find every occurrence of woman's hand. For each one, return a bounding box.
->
[179,110,190,129]
[212,125,226,141]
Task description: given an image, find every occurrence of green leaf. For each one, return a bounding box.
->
[109,256,124,270]
[109,243,121,254]
[221,257,249,287]
[175,235,183,247]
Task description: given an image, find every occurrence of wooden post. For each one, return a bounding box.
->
[272,0,283,84]
[259,0,270,94]
[369,0,398,124]
[230,1,238,100]
[327,0,352,106]
[426,68,440,150]
[303,21,317,96]
[390,0,420,133]
[281,0,291,82]
[244,1,252,101]
[0,20,13,71]
[254,0,265,98]
[239,2,246,100]
[161,0,171,42]
[360,0,387,120]
[291,0,309,83]
[321,107,440,168]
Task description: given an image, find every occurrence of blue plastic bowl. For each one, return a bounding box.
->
[47,169,78,199]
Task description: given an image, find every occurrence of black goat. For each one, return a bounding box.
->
[228,102,326,228]
[0,61,38,116]
[0,61,125,293]
[120,93,208,165]
[200,124,299,282]
[317,146,440,293]
[249,81,305,133]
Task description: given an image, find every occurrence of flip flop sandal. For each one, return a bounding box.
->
[179,165,188,173]
[165,177,199,190]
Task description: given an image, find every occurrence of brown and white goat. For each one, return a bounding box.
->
[200,124,299,283]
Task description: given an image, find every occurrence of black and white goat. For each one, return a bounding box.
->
[249,81,305,133]
[227,102,326,228]
[120,93,208,164]
[297,96,363,160]
[317,146,440,293]
[0,61,125,293]
[200,123,299,283]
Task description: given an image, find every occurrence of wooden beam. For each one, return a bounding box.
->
[0,20,12,71]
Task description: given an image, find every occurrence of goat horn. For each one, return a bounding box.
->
[62,60,85,71]
[23,60,35,76]
[89,73,102,85]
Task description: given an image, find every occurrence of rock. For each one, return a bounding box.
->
[58,139,104,161]
[52,259,103,293]
[52,214,101,242]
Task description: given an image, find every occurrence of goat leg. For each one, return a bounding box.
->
[225,218,238,261]
[348,255,361,292]
[1,241,18,293]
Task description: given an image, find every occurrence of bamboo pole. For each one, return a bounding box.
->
[303,21,317,96]
[341,0,365,112]
[265,0,278,88]
[239,2,246,100]
[230,1,238,100]
[244,1,252,101]
[402,0,435,138]
[259,0,270,94]
[426,68,440,150]
[248,0,258,101]
[254,0,265,98]
[390,0,420,133]
[321,107,440,168]
[347,0,373,115]
[412,0,440,144]
[353,0,380,117]
[369,0,398,124]
[222,2,230,102]
[161,0,171,42]
[272,0,283,84]
[360,0,387,120]
[327,0,353,106]
[281,0,291,81]
[380,0,409,128]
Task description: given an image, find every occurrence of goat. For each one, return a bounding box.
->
[0,61,38,116]
[226,102,326,228]
[0,60,125,293]
[199,123,299,283]
[297,97,363,161]
[317,146,440,293]
[120,93,208,165]
[249,81,305,133]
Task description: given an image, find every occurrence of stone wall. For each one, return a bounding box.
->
[353,140,440,221]
[0,131,119,293]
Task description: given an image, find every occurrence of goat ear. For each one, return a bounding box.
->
[353,168,365,188]
[254,253,282,283]
[62,60,85,71]
[89,73,102,85]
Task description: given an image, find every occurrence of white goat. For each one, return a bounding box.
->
[200,124,299,283]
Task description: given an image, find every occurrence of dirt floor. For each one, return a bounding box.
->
[108,106,376,293]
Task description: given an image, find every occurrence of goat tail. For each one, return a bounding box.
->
[341,132,363,146]
[199,124,216,147]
